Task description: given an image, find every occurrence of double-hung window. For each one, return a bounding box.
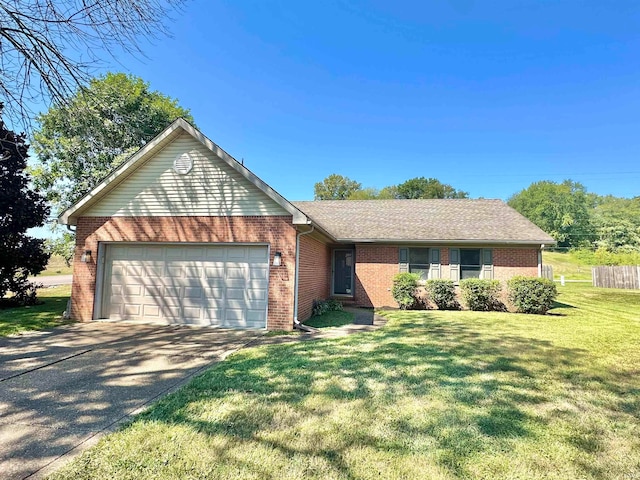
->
[409,248,430,280]
[460,249,482,279]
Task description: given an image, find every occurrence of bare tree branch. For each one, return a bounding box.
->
[0,0,185,130]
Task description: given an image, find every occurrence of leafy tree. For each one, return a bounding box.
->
[46,232,75,267]
[31,72,193,213]
[348,187,381,200]
[508,180,595,248]
[314,174,362,200]
[395,177,468,199]
[591,195,640,251]
[0,103,50,304]
[0,0,186,129]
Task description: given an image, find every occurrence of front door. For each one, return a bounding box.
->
[333,249,354,296]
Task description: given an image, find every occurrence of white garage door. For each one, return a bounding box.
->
[102,244,269,329]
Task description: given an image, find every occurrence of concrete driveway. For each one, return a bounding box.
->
[0,323,262,480]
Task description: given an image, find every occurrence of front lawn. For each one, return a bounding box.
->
[0,285,71,337]
[304,310,354,328]
[50,284,640,480]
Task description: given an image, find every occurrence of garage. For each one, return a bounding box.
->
[100,244,269,329]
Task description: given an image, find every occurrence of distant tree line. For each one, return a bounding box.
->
[314,174,468,201]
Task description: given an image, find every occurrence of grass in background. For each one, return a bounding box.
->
[37,254,74,276]
[50,283,640,480]
[0,285,71,336]
[544,249,640,281]
[543,251,592,280]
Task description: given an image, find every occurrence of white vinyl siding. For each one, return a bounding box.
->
[102,244,269,329]
[83,133,289,217]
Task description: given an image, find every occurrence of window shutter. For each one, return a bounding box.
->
[449,248,460,282]
[429,248,441,279]
[482,248,493,279]
[399,247,409,273]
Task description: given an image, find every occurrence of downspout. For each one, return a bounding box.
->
[538,244,545,278]
[293,225,315,331]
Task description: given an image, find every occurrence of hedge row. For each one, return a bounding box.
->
[391,275,558,315]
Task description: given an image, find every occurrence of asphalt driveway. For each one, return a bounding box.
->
[0,322,263,480]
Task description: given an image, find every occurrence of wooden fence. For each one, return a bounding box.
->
[592,265,640,289]
[541,265,553,280]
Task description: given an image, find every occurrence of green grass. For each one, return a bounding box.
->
[38,254,73,276]
[0,285,72,336]
[303,310,354,328]
[49,284,640,480]
[543,251,593,280]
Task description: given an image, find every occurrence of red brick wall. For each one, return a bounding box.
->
[297,235,331,321]
[354,245,399,308]
[493,248,539,281]
[352,245,540,308]
[72,216,297,330]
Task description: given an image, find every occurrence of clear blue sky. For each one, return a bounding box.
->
[34,0,640,237]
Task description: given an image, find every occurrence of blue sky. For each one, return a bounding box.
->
[30,1,640,236]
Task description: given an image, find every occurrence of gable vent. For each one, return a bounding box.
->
[173,152,193,175]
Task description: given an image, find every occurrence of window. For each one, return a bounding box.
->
[409,248,430,280]
[460,249,481,279]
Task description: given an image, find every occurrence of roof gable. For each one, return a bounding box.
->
[292,199,555,245]
[59,119,309,225]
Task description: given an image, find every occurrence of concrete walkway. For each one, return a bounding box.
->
[0,323,262,480]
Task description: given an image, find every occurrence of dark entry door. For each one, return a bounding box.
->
[333,250,354,295]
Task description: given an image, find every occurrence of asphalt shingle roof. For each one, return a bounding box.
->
[292,199,555,244]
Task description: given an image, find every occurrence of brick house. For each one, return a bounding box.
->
[59,119,555,331]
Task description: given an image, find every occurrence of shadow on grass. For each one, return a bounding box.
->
[303,310,354,328]
[110,309,627,480]
[0,293,70,337]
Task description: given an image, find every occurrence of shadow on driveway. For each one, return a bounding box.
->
[0,322,262,480]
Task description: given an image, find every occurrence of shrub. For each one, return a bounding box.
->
[0,280,42,308]
[312,298,344,317]
[459,279,503,311]
[391,272,421,309]
[425,279,459,310]
[507,276,558,314]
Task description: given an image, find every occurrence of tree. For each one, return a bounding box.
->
[0,0,186,129]
[31,72,193,213]
[508,180,595,248]
[395,177,468,199]
[0,102,49,304]
[591,195,640,251]
[46,232,75,267]
[314,174,362,200]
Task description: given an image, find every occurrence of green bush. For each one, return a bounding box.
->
[311,298,344,317]
[507,276,558,314]
[460,279,503,311]
[392,272,421,310]
[425,279,459,310]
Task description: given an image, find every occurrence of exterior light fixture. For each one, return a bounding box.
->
[81,250,92,263]
[272,251,282,267]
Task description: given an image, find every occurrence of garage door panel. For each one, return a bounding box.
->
[249,266,269,280]
[104,244,268,329]
[142,304,161,318]
[145,246,164,259]
[248,247,268,261]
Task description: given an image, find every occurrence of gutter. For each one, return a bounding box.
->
[293,225,315,331]
[334,238,556,246]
